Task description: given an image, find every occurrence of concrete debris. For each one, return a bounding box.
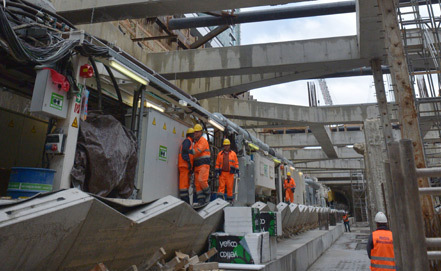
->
[353,143,365,155]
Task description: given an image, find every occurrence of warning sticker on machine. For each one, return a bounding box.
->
[159,145,167,161]
[72,117,78,128]
[50,92,64,111]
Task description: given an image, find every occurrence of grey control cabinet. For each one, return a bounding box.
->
[136,108,190,202]
[30,69,68,119]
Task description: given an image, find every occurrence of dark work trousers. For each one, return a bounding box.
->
[344,221,351,232]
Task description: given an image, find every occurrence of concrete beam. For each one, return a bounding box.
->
[53,0,311,24]
[307,172,353,179]
[280,146,363,161]
[294,159,364,170]
[176,63,364,99]
[318,180,363,185]
[202,98,398,125]
[309,124,338,158]
[146,36,366,79]
[357,0,385,59]
[256,126,433,150]
[257,130,367,148]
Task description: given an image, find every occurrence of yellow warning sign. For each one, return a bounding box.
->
[8,120,14,128]
[152,118,156,125]
[182,131,185,137]
[163,123,167,130]
[173,127,176,134]
[31,126,36,133]
[72,117,78,128]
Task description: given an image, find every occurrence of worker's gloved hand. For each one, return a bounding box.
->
[236,171,240,178]
[189,149,195,155]
[187,162,192,170]
[291,188,295,193]
[215,171,219,178]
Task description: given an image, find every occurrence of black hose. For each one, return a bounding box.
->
[88,57,102,111]
[104,64,125,123]
[130,88,140,131]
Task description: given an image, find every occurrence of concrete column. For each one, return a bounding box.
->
[364,119,387,229]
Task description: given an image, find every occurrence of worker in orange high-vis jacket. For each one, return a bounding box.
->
[283,172,296,203]
[343,212,351,232]
[193,124,211,206]
[178,128,194,204]
[215,139,239,202]
[367,212,396,271]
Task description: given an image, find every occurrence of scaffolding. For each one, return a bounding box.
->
[350,171,368,222]
[398,0,441,168]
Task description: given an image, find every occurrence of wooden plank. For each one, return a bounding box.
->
[398,140,430,270]
[89,263,108,271]
[139,247,167,270]
[163,257,181,270]
[388,141,430,271]
[198,248,218,263]
[189,262,219,271]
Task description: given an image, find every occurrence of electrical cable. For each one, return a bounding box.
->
[89,57,102,111]
[104,64,125,122]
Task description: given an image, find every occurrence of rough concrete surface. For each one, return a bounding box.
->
[307,226,370,271]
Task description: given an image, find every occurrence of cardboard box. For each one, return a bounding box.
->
[224,207,261,235]
[258,211,282,236]
[209,232,270,264]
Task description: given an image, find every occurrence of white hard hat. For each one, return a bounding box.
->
[374,212,388,223]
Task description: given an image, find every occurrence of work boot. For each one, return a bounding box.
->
[197,197,205,206]
[203,188,211,204]
[180,196,190,204]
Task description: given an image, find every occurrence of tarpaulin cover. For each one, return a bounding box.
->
[71,113,137,198]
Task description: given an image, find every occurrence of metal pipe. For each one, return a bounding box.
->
[427,251,441,260]
[168,1,356,30]
[418,187,441,196]
[426,238,441,247]
[416,168,441,178]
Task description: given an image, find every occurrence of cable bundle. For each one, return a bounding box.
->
[0,0,109,64]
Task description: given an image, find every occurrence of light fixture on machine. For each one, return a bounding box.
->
[144,100,165,113]
[208,118,225,131]
[109,58,149,85]
[248,142,259,151]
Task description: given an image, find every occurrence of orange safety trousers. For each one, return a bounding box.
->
[194,164,210,193]
[179,166,191,191]
[285,189,294,203]
[218,172,234,200]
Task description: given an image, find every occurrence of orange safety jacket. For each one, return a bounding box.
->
[193,136,211,167]
[343,215,349,222]
[215,150,239,174]
[178,137,193,168]
[283,177,296,190]
[370,230,396,270]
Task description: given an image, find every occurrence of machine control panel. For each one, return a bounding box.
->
[45,133,65,154]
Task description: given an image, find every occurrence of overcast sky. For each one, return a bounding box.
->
[238,2,384,106]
